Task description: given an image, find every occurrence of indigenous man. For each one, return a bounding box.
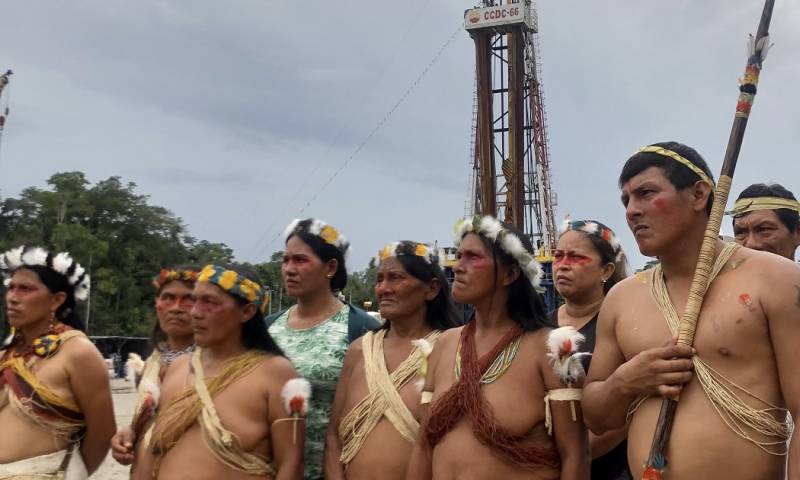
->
[325,241,460,479]
[406,217,589,480]
[144,265,305,480]
[730,183,800,260]
[111,266,199,473]
[0,246,115,478]
[583,142,799,479]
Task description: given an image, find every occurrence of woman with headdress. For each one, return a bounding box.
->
[110,265,200,474]
[406,216,589,480]
[0,246,115,479]
[266,218,380,479]
[553,219,631,480]
[324,241,461,479]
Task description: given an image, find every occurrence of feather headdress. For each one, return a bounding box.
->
[454,216,544,291]
[378,241,440,265]
[560,218,624,263]
[283,218,350,260]
[0,245,91,301]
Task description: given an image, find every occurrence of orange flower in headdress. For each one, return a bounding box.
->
[319,225,339,245]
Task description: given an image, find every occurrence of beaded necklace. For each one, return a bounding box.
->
[160,343,195,367]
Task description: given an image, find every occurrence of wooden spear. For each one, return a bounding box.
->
[641,1,775,478]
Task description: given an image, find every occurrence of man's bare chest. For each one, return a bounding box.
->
[617,278,772,366]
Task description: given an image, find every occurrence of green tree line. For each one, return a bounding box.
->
[0,172,377,336]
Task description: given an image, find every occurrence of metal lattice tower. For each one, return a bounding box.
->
[465,1,557,252]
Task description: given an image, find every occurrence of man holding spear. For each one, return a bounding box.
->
[585,2,798,478]
[583,142,798,479]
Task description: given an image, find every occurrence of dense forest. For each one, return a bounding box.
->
[0,172,377,336]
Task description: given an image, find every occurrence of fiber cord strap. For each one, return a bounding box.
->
[677,175,731,345]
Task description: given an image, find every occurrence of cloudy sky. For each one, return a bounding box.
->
[1,0,798,270]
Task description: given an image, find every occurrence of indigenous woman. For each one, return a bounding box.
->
[266,219,379,479]
[0,246,115,478]
[406,216,589,480]
[553,219,631,480]
[111,266,199,473]
[324,241,461,479]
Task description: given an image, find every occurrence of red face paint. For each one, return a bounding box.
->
[553,252,593,268]
[652,197,668,212]
[739,293,752,307]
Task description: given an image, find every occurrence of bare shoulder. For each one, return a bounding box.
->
[345,335,365,358]
[435,325,464,348]
[522,327,553,362]
[735,246,800,279]
[61,334,104,365]
[255,353,297,386]
[607,271,650,301]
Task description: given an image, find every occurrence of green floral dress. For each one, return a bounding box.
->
[269,305,350,480]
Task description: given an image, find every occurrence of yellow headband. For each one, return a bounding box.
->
[727,196,800,216]
[637,146,715,187]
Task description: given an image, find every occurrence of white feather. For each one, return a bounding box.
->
[411,338,433,358]
[500,232,525,259]
[139,377,161,409]
[453,218,471,245]
[21,247,48,267]
[307,219,325,237]
[479,216,503,241]
[281,378,311,416]
[336,232,350,256]
[582,222,599,235]
[68,265,85,286]
[51,252,73,276]
[125,353,145,384]
[757,35,772,61]
[2,328,15,347]
[560,217,573,234]
[546,327,590,384]
[74,276,91,301]
[3,246,24,270]
[523,259,543,289]
[428,246,441,265]
[282,219,302,241]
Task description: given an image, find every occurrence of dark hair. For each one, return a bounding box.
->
[379,252,462,332]
[472,222,553,332]
[560,222,630,294]
[220,264,284,357]
[29,265,84,331]
[619,141,715,215]
[734,183,799,232]
[151,265,200,352]
[287,231,348,291]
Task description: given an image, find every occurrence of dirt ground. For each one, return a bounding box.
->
[93,379,137,479]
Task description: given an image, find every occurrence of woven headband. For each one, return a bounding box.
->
[727,196,800,216]
[197,265,269,314]
[637,146,715,187]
